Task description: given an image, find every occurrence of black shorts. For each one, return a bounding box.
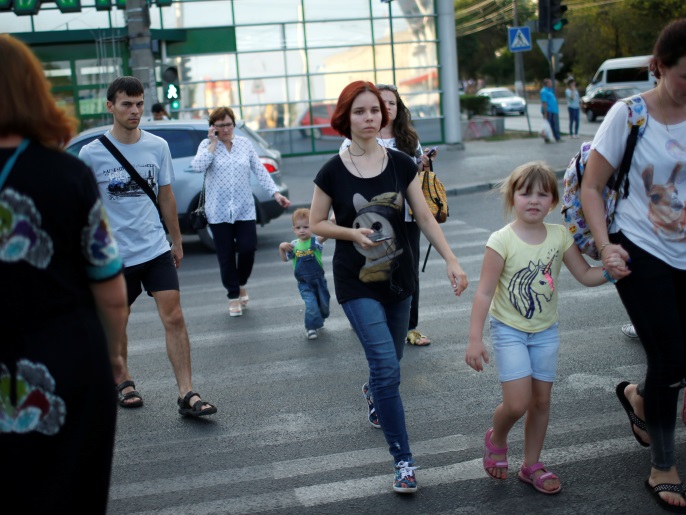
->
[124,251,179,305]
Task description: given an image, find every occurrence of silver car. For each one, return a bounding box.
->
[66,120,289,250]
[477,87,527,116]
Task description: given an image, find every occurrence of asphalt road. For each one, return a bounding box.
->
[106,183,679,515]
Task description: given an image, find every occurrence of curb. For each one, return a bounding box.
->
[287,169,565,212]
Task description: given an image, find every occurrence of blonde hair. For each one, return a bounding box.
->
[0,34,78,148]
[499,161,559,217]
[292,208,310,224]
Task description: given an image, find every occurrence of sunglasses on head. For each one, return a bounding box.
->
[375,84,398,92]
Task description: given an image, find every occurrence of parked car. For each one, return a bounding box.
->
[581,86,642,122]
[476,87,527,116]
[66,119,289,251]
[295,103,338,139]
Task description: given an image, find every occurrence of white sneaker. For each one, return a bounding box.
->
[307,329,318,340]
[621,323,638,338]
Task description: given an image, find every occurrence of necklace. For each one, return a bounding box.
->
[349,147,385,178]
[657,87,672,133]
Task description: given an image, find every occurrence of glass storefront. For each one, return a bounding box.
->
[2,0,441,155]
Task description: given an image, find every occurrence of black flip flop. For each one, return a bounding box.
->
[645,480,686,513]
[616,381,649,447]
[116,380,143,408]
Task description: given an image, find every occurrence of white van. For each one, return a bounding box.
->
[585,55,657,96]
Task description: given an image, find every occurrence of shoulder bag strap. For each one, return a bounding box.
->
[421,156,434,273]
[0,139,30,191]
[98,135,162,218]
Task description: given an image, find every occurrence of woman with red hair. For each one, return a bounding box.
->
[0,34,127,512]
[310,80,468,493]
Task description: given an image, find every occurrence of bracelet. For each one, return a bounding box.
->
[599,243,612,256]
[602,267,617,284]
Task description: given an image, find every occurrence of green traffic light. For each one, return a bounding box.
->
[552,18,568,31]
[170,100,180,110]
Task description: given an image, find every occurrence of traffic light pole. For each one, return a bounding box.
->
[126,0,157,116]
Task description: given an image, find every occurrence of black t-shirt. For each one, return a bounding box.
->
[0,141,123,331]
[314,150,417,304]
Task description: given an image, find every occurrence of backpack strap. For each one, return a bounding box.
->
[615,95,648,199]
[622,94,648,138]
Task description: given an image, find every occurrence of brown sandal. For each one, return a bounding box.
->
[406,330,431,346]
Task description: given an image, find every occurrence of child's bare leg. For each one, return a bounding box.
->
[523,379,559,492]
[489,377,531,479]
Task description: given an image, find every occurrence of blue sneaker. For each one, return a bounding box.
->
[361,383,381,429]
[393,461,418,493]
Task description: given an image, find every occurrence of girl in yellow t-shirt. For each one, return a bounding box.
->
[465,161,626,496]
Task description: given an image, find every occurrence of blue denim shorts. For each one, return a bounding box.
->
[489,316,560,383]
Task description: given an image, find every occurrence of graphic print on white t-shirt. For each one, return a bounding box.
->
[104,163,157,200]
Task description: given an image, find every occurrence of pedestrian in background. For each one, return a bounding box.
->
[565,78,580,139]
[465,162,620,495]
[150,102,171,121]
[580,18,686,513]
[310,80,468,494]
[191,106,291,317]
[278,207,331,340]
[80,76,217,418]
[339,83,435,347]
[0,34,128,512]
[540,78,562,142]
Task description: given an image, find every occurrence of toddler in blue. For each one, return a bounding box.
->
[279,208,331,340]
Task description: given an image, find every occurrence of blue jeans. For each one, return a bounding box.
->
[295,255,330,330]
[342,296,412,464]
[568,107,580,136]
[547,112,561,141]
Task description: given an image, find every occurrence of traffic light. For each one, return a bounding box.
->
[550,0,568,31]
[162,66,180,110]
[538,0,550,33]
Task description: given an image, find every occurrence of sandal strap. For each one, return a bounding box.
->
[180,390,199,406]
[116,380,136,392]
[629,410,647,431]
[484,428,508,454]
[521,462,546,476]
[483,458,508,469]
[653,483,685,494]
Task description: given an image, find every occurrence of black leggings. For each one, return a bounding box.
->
[210,220,257,299]
[612,231,686,470]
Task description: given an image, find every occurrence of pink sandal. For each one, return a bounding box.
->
[483,428,508,480]
[518,462,561,495]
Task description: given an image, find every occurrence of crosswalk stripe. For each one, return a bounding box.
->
[113,432,686,513]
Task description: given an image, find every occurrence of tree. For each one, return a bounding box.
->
[453,0,685,91]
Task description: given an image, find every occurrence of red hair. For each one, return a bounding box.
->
[330,81,389,139]
[0,34,77,149]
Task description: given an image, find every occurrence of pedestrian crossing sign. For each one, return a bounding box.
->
[508,27,532,53]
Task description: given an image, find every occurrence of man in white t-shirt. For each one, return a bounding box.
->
[79,76,216,418]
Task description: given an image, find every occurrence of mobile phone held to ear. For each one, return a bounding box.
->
[215,131,219,137]
[426,146,438,158]
[368,232,392,242]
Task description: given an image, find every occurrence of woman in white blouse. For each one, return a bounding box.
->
[192,107,291,317]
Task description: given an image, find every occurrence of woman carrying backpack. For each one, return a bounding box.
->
[580,19,686,513]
